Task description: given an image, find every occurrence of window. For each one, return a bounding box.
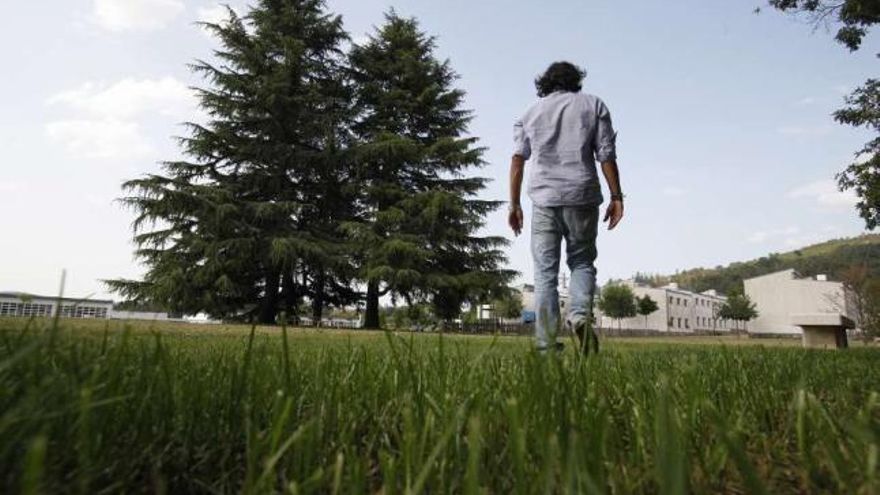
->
[684,300,688,307]
[668,296,673,304]
[59,304,108,319]
[677,317,681,328]
[20,303,52,317]
[685,319,690,329]
[0,302,20,316]
[668,317,673,328]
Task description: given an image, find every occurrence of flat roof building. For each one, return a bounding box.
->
[744,269,855,335]
[0,292,114,319]
[597,281,731,332]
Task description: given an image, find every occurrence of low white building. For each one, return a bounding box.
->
[597,281,731,332]
[0,292,114,319]
[517,281,570,316]
[744,269,855,335]
[109,310,171,321]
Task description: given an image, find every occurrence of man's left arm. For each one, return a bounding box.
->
[594,100,624,230]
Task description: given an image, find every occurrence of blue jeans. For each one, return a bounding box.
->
[531,205,599,349]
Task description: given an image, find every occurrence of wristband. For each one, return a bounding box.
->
[610,193,624,201]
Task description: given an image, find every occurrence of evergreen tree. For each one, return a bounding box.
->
[346,13,514,327]
[106,0,356,324]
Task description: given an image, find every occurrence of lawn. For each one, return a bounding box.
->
[1,318,878,494]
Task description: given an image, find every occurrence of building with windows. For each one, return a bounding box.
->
[597,281,731,332]
[744,269,856,335]
[0,292,114,319]
[516,280,731,333]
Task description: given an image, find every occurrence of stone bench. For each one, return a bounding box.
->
[791,313,854,349]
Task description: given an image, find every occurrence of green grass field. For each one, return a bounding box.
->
[1,318,878,494]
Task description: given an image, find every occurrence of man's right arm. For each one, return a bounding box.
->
[509,119,531,236]
[509,154,525,235]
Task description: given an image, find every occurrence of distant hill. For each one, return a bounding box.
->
[633,234,880,295]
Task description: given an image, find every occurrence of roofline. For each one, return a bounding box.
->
[744,268,798,282]
[0,292,114,305]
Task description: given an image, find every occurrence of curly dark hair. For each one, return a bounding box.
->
[535,61,586,97]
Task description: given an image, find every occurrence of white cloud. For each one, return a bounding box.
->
[661,186,684,197]
[197,4,251,37]
[46,77,197,160]
[92,0,185,32]
[46,119,153,159]
[787,179,857,208]
[198,4,239,24]
[47,77,194,120]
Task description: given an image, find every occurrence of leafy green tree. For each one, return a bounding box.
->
[719,292,759,331]
[837,264,880,340]
[346,13,514,328]
[106,0,356,324]
[598,284,638,329]
[492,289,524,320]
[834,80,880,229]
[636,294,659,328]
[388,303,434,330]
[764,0,879,228]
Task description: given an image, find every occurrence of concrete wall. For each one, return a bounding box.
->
[744,269,852,335]
[109,310,170,321]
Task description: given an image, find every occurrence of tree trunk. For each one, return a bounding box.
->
[363,279,381,329]
[258,268,280,325]
[281,266,298,321]
[311,268,325,325]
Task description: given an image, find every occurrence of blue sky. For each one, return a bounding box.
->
[1,0,875,300]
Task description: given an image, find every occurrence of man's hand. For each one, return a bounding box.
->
[604,199,624,230]
[509,205,524,236]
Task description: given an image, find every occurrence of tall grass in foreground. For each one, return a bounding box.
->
[1,319,879,494]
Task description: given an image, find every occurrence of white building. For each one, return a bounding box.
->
[517,281,570,315]
[517,280,731,333]
[744,269,855,335]
[0,292,114,319]
[597,281,731,332]
[109,310,171,321]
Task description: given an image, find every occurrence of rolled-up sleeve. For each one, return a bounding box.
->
[594,99,617,162]
[513,119,531,159]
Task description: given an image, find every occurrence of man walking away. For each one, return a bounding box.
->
[508,61,624,354]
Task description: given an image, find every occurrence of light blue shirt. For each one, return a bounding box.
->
[514,91,617,207]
